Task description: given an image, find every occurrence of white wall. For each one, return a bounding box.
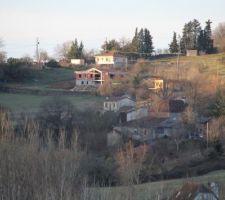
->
[76,79,95,86]
[104,98,135,112]
[71,59,85,65]
[126,107,148,122]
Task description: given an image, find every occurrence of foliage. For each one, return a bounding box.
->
[169,32,179,53]
[79,154,117,185]
[0,38,6,63]
[213,22,225,52]
[67,39,84,60]
[37,98,76,147]
[46,59,60,68]
[209,89,225,117]
[180,19,214,53]
[102,39,121,51]
[0,60,34,82]
[137,28,154,57]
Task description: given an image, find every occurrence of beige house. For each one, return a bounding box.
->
[71,59,85,65]
[95,52,128,67]
[186,50,198,56]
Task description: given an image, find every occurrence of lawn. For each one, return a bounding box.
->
[4,67,75,90]
[0,92,104,112]
[90,170,225,200]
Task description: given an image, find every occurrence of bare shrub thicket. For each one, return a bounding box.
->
[0,108,88,200]
[115,142,146,185]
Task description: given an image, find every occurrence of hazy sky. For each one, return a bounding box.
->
[1,0,225,58]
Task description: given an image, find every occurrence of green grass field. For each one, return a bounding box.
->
[0,93,104,112]
[90,170,225,200]
[4,67,75,90]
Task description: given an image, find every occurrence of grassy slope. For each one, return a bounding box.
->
[0,67,105,112]
[153,53,225,76]
[0,93,103,112]
[91,170,225,200]
[4,67,75,89]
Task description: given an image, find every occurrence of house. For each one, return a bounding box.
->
[107,117,176,146]
[74,67,126,86]
[144,77,164,90]
[71,59,85,66]
[155,114,182,137]
[103,95,135,112]
[186,50,199,56]
[95,51,128,68]
[168,182,219,200]
[119,106,149,123]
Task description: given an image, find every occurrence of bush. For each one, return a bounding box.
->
[0,61,34,82]
[47,59,60,68]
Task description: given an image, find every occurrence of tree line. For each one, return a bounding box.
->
[169,19,214,54]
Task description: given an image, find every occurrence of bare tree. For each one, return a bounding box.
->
[54,41,72,60]
[0,38,6,63]
[213,22,225,52]
[39,49,49,63]
[115,142,146,185]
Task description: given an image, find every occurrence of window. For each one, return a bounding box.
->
[87,81,88,85]
[90,74,93,78]
[78,74,82,78]
[81,81,84,85]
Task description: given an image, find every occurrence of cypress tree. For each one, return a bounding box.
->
[144,28,154,56]
[204,20,214,53]
[138,28,145,54]
[131,28,139,52]
[169,32,179,53]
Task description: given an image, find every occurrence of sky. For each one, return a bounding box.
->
[0,0,225,58]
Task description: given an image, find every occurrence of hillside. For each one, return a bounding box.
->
[90,170,225,200]
[144,53,225,81]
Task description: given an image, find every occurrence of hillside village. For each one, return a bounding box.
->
[1,9,225,199]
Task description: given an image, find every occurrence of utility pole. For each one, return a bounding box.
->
[176,35,181,80]
[105,37,107,52]
[36,37,40,66]
[206,121,209,155]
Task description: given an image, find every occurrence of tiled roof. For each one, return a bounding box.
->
[95,51,126,57]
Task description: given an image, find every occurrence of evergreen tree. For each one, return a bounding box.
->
[204,20,214,53]
[197,30,206,51]
[210,89,225,117]
[138,28,145,54]
[192,19,202,49]
[67,39,84,60]
[144,28,154,56]
[181,19,201,51]
[131,28,139,52]
[169,32,179,53]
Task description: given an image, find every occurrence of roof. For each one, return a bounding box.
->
[169,182,218,200]
[119,106,135,113]
[198,116,212,124]
[121,117,167,129]
[95,51,127,58]
[74,67,128,75]
[105,95,134,102]
[157,116,181,128]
